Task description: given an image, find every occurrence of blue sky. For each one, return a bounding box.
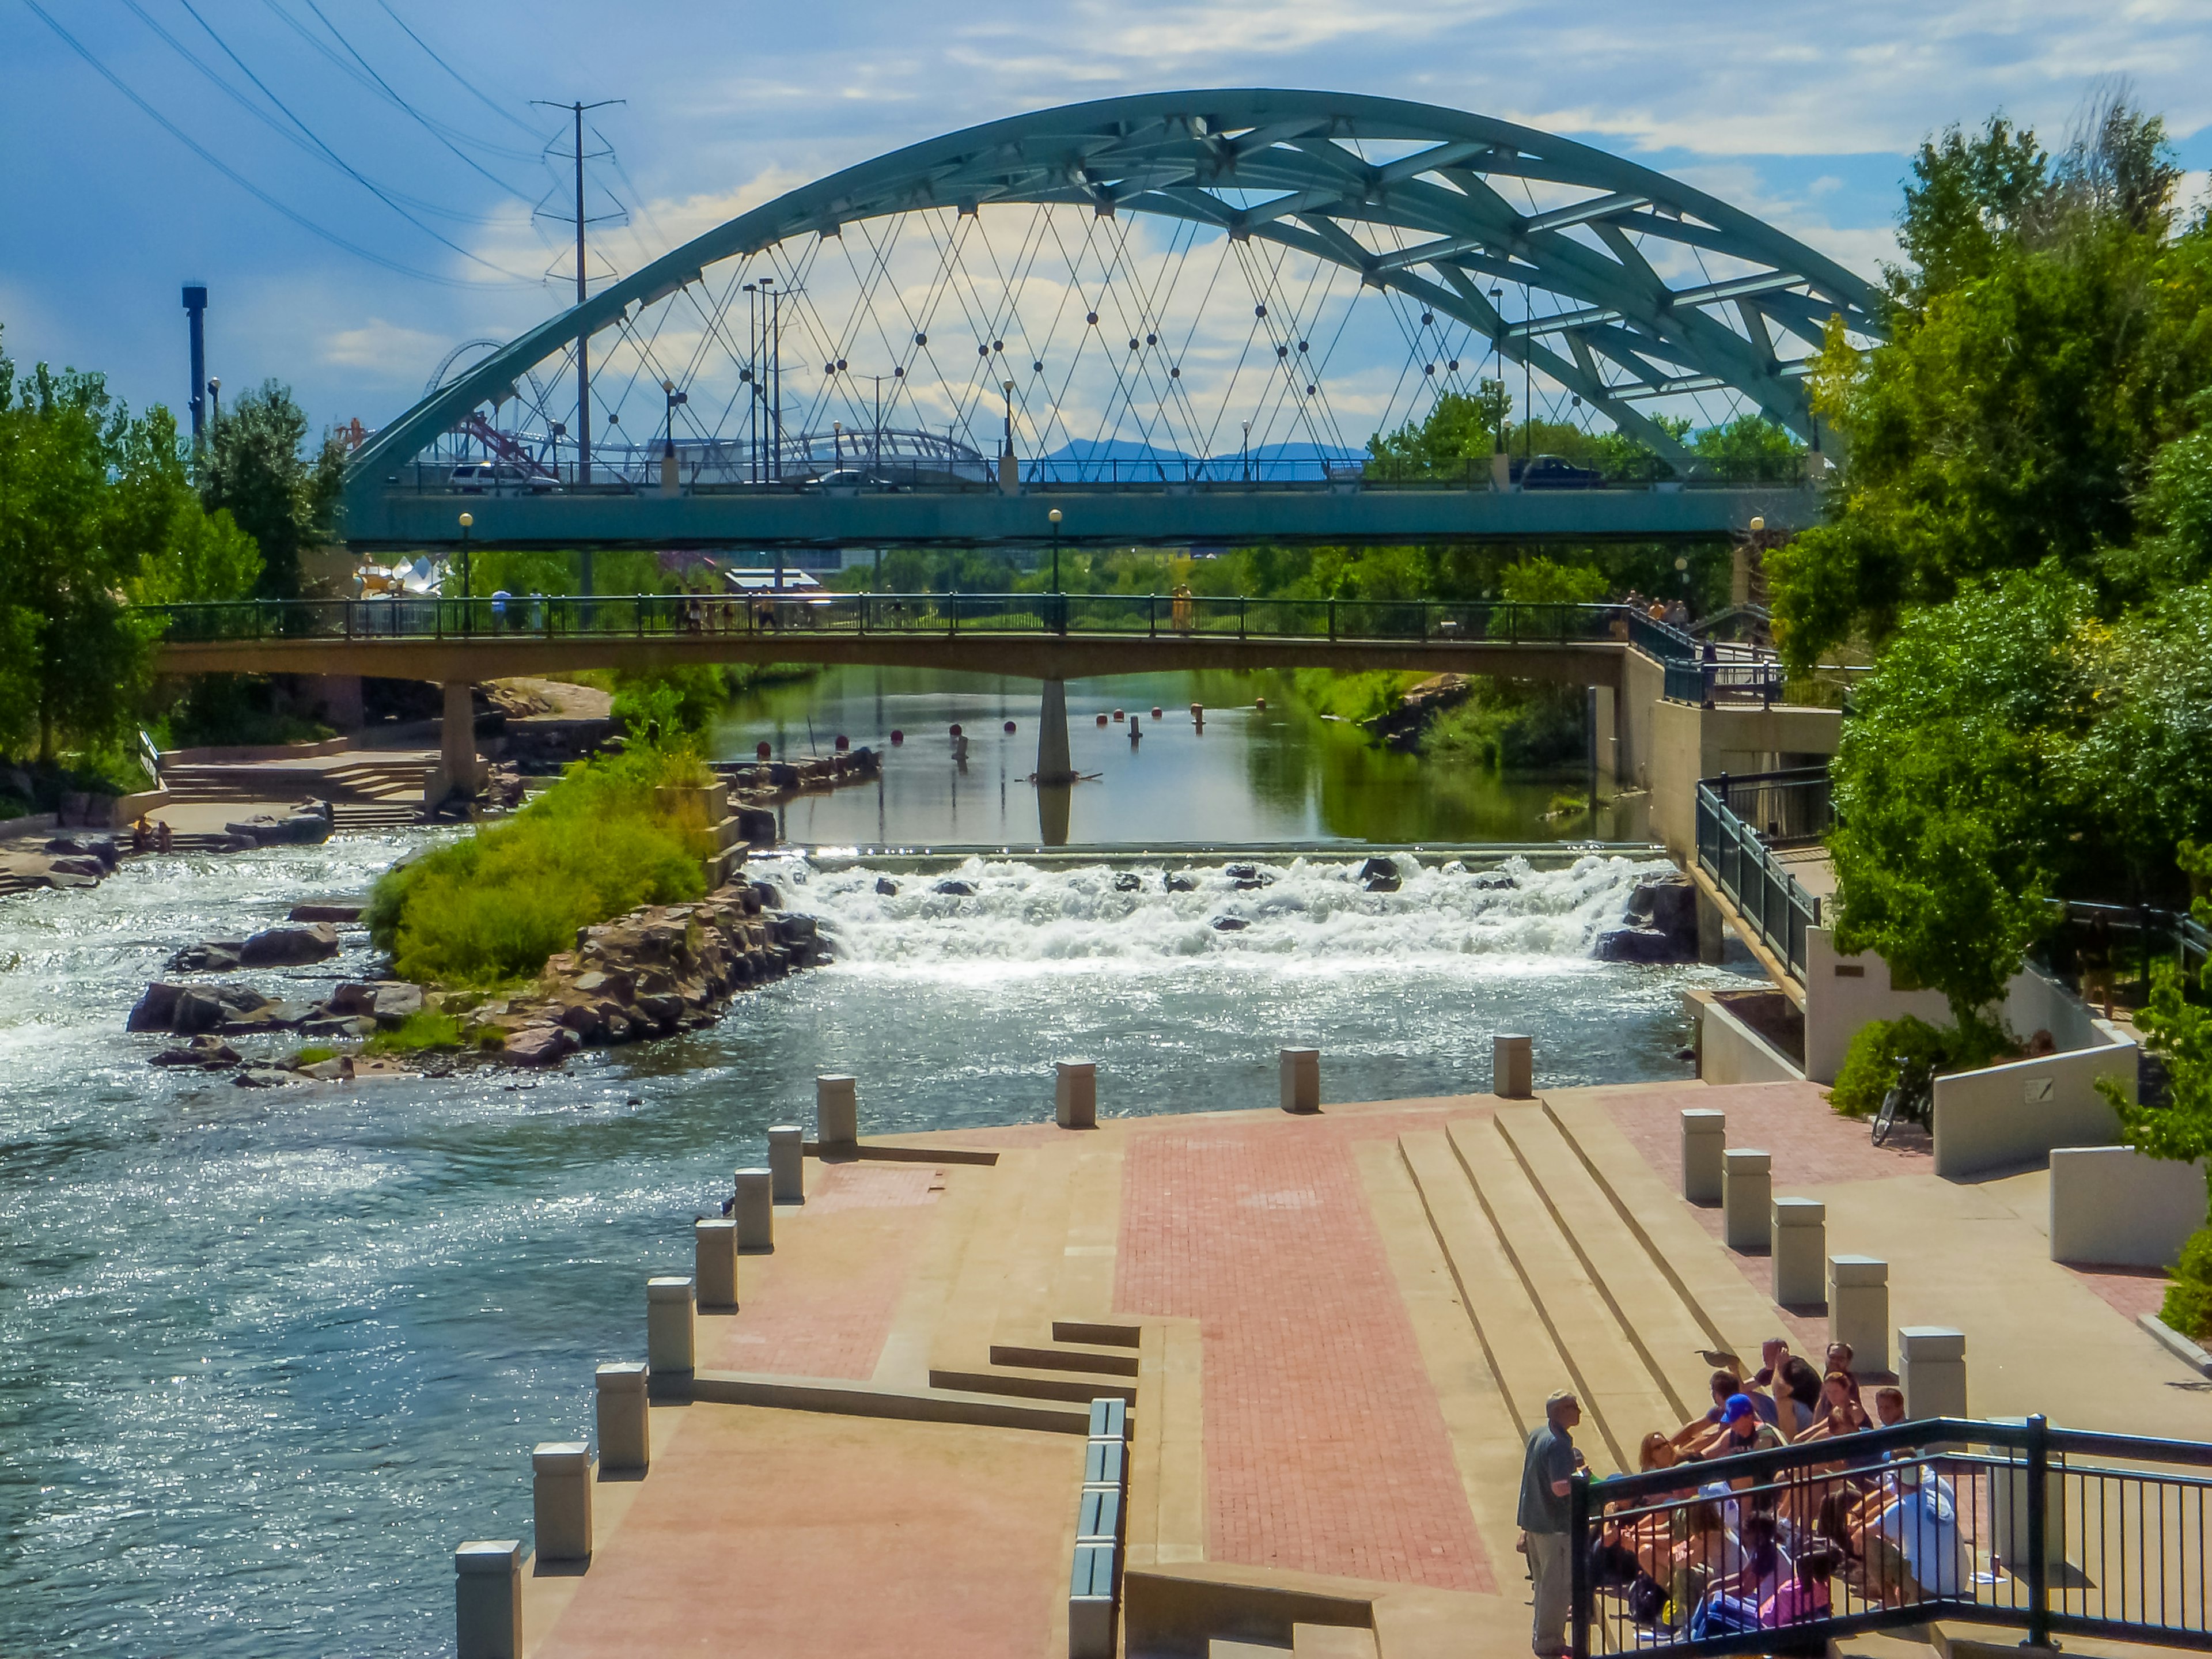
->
[4,0,2208,441]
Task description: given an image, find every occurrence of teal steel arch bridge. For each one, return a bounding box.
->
[342,89,1884,552]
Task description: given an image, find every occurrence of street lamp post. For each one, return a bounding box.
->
[660,380,687,495]
[206,375,221,429]
[1048,507,1065,634]
[1241,419,1251,482]
[457,512,474,634]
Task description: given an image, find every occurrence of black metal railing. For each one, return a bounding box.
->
[1571,1414,2212,1659]
[1695,768,1830,980]
[145,592,1785,706]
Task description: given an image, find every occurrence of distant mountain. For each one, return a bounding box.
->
[1031,436,1364,480]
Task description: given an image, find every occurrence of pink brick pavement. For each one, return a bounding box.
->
[698,1161,941,1380]
[1113,1108,1498,1593]
[1604,1081,1931,1357]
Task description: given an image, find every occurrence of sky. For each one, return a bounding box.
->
[3,0,2209,450]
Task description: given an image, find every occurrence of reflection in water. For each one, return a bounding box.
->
[710,666,1649,846]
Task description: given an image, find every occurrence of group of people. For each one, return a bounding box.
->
[1518,1337,1968,1656]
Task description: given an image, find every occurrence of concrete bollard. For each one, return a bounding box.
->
[767,1124,804,1202]
[1722,1149,1771,1253]
[816,1074,858,1149]
[1899,1326,1968,1420]
[1279,1048,1320,1113]
[646,1277,696,1378]
[1055,1060,1098,1129]
[1492,1034,1533,1100]
[1986,1418,2068,1570]
[694,1218,738,1310]
[732,1168,774,1251]
[1681,1109,1726,1204]
[531,1441,595,1562]
[454,1539,524,1659]
[595,1362,650,1474]
[1771,1198,1826,1306]
[1069,1540,1117,1659]
[1828,1256,1889,1373]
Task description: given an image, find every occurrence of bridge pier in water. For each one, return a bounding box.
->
[1036,679,1074,783]
[432,680,480,804]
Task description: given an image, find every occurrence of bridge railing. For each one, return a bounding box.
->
[1571,1413,2212,1659]
[1695,767,1830,980]
[147,594,1650,649]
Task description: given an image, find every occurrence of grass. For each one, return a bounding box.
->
[1289,668,1426,725]
[364,743,711,987]
[291,1045,338,1066]
[362,1011,464,1055]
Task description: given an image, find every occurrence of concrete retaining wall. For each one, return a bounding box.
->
[2050,1146,2206,1268]
[1801,926,1953,1085]
[1687,990,1804,1084]
[1931,1039,2136,1180]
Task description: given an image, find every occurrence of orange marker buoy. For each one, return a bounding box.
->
[890,729,905,745]
[949,723,963,738]
[755,741,771,761]
[834,734,850,751]
[1096,713,1108,726]
[1003,720,1016,734]
[1151,706,1163,719]
[1255,696,1267,711]
[1113,709,1125,722]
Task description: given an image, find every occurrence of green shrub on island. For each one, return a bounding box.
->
[291,1045,337,1066]
[2161,1233,2212,1343]
[364,745,710,988]
[362,1012,463,1055]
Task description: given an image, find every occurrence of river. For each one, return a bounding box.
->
[0,669,1733,1656]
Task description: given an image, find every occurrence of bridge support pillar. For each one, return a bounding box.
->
[1037,679,1074,783]
[1696,888,1725,965]
[433,680,480,804]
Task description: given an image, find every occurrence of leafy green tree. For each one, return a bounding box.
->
[0,341,181,762]
[130,501,261,604]
[1367,386,1506,476]
[1770,104,2212,670]
[1825,569,2091,1047]
[196,379,344,599]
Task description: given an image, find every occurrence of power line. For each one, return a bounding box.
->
[291,0,537,194]
[173,0,539,282]
[372,0,545,140]
[111,0,510,228]
[18,0,504,287]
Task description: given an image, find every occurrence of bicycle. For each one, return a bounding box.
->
[1873,1054,1933,1146]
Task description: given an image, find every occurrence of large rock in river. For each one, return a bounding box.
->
[238,922,340,967]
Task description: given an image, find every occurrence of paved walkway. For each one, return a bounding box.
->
[497,1077,2210,1659]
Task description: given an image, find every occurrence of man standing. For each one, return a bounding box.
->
[1519,1389,1582,1657]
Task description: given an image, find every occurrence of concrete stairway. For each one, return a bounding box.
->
[1397,1099,1776,1476]
[162,756,430,831]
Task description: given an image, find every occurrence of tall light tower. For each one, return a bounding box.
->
[181,284,208,444]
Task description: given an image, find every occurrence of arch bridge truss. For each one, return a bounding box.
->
[345,89,1884,549]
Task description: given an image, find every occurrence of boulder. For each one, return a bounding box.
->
[128,982,182,1032]
[151,1035,238,1069]
[1112,872,1142,892]
[238,922,340,967]
[288,903,361,923]
[1364,874,1402,894]
[1164,872,1198,893]
[874,877,899,896]
[300,1014,377,1040]
[47,855,107,878]
[172,987,224,1035]
[749,880,780,910]
[1474,871,1520,892]
[222,1001,306,1034]
[504,1025,579,1067]
[634,993,684,1028]
[214,986,270,1014]
[168,941,244,974]
[327,983,379,1016]
[1624,876,1699,952]
[556,1001,607,1040]
[372,983,423,1022]
[1362,672,1472,749]
[1593,926,1688,964]
[1358,855,1399,883]
[279,812,332,845]
[1211,915,1250,932]
[933,879,975,898]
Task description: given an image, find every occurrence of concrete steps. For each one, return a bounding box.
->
[1491,1107,1718,1421]
[1444,1117,1677,1474]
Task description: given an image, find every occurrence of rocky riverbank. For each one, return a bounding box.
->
[126,879,825,1079]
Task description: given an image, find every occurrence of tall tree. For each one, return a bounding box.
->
[1770,103,2212,670]
[0,342,176,760]
[196,379,343,599]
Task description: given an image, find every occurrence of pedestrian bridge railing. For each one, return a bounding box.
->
[1695,767,1831,981]
[1570,1414,2212,1658]
[148,593,1710,662]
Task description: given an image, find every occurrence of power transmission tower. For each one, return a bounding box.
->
[531,98,624,488]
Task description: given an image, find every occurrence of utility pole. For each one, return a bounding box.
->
[182,285,207,444]
[531,97,623,488]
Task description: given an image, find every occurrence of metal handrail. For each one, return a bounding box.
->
[1571,1414,2212,1659]
[1695,771,1828,980]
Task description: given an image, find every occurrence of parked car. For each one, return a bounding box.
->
[1511,454,1604,489]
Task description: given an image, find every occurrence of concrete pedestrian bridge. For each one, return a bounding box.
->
[339,89,1881,552]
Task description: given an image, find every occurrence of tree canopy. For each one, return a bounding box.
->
[195,378,344,599]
